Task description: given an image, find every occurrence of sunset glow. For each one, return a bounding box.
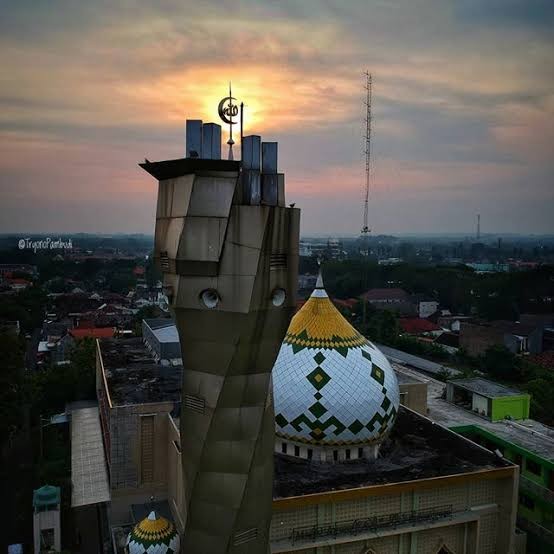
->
[0,1,553,235]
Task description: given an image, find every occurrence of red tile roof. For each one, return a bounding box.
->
[528,352,554,370]
[400,317,442,335]
[70,327,115,339]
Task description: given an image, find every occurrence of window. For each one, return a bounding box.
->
[281,442,287,454]
[519,493,535,510]
[358,447,364,459]
[140,415,154,484]
[333,450,338,461]
[307,449,313,460]
[345,449,351,460]
[294,445,300,457]
[526,458,542,476]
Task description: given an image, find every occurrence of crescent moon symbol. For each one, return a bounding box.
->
[218,96,237,125]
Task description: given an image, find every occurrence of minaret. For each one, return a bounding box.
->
[141,114,299,553]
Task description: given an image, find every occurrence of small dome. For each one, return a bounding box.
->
[273,272,399,448]
[127,511,180,554]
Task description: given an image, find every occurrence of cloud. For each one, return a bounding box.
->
[0,0,553,234]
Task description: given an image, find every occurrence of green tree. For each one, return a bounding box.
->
[0,333,27,447]
[481,345,521,381]
[526,377,554,426]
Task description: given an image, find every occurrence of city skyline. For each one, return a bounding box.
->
[1,0,553,235]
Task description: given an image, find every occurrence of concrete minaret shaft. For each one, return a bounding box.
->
[141,133,299,553]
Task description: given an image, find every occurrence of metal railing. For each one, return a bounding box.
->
[291,504,453,544]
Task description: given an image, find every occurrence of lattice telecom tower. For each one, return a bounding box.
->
[361,71,373,236]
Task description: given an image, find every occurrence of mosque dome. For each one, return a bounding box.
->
[127,511,180,554]
[272,272,399,460]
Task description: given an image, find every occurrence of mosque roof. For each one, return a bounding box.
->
[273,272,400,447]
[127,511,180,554]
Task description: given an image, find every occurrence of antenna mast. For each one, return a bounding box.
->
[361,71,372,235]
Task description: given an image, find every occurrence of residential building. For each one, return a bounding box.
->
[394,362,554,553]
[460,321,543,357]
[399,317,442,337]
[360,288,414,315]
[142,318,181,362]
[446,378,530,421]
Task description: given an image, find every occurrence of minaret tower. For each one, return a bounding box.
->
[141,91,299,553]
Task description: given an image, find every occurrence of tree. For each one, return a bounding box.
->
[32,338,96,417]
[527,377,554,426]
[481,345,521,381]
[0,333,27,447]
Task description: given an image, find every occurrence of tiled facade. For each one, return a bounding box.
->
[270,472,518,554]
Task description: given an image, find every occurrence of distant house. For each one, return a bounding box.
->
[69,327,116,340]
[399,317,442,337]
[431,313,473,332]
[434,331,460,354]
[446,377,530,421]
[360,288,414,315]
[459,320,543,357]
[0,264,37,277]
[8,277,31,291]
[410,295,439,319]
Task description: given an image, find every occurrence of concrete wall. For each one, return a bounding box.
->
[460,323,504,357]
[472,393,489,417]
[491,396,530,422]
[399,382,428,416]
[108,402,175,525]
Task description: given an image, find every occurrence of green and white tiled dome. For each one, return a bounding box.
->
[127,511,180,554]
[273,273,399,456]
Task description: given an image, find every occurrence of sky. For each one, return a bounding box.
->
[1,0,553,236]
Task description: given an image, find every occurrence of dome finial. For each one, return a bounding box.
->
[311,260,328,298]
[315,262,324,289]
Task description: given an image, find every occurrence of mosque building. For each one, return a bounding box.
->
[79,273,521,554]
[69,109,521,553]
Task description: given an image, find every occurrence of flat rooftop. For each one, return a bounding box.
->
[99,337,182,406]
[273,407,511,499]
[71,405,110,507]
[395,363,554,463]
[144,318,175,331]
[394,369,426,385]
[448,377,525,399]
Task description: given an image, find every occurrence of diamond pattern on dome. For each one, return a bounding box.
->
[308,401,327,418]
[313,352,326,364]
[371,363,385,385]
[273,281,400,447]
[275,413,288,428]
[306,366,331,390]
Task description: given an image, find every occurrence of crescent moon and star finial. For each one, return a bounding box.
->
[218,82,239,160]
